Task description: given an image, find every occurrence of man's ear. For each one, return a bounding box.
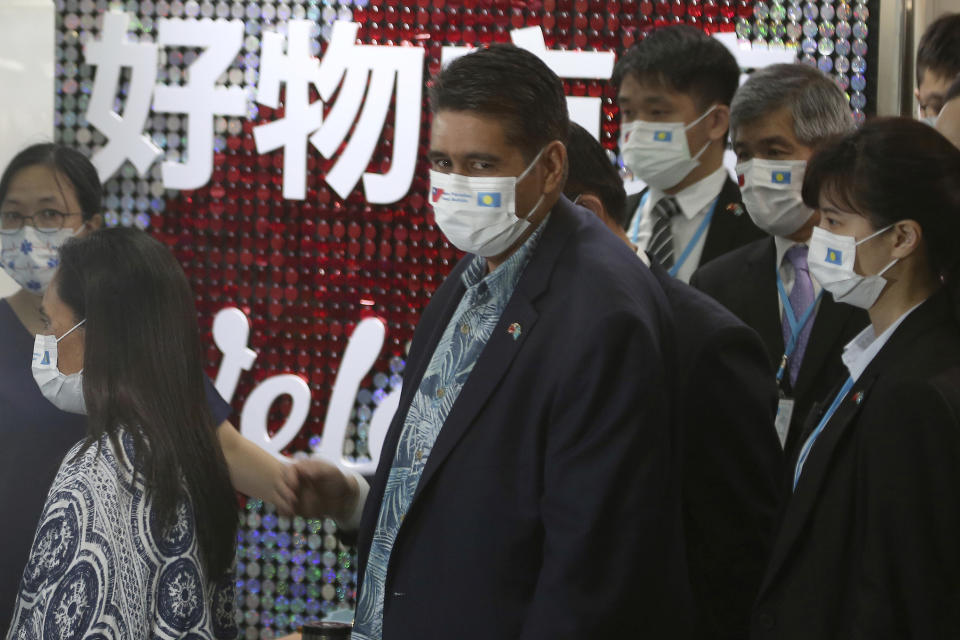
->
[706,104,731,143]
[541,140,568,194]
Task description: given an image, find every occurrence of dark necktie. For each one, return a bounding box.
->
[649,195,681,270]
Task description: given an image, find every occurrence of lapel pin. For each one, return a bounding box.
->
[726,203,745,217]
[507,322,522,341]
[853,391,864,405]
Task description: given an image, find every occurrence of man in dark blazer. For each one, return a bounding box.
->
[614,26,765,283]
[288,46,692,639]
[690,65,869,461]
[565,121,784,639]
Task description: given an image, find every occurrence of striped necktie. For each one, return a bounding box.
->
[649,195,682,270]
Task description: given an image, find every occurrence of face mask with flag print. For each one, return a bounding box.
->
[429,147,546,257]
[736,158,813,237]
[619,105,716,191]
[807,225,898,310]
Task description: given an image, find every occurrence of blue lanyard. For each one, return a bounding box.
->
[793,376,855,490]
[631,193,719,277]
[775,272,823,383]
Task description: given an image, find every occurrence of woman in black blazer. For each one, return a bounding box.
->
[751,118,960,639]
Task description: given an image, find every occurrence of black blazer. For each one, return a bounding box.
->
[355,197,694,639]
[751,291,960,639]
[690,237,869,460]
[649,261,784,639]
[623,175,765,268]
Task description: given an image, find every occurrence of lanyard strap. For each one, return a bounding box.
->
[775,271,823,383]
[793,376,855,490]
[631,192,719,277]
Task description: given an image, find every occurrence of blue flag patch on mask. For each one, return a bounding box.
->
[826,249,843,265]
[653,131,672,142]
[771,171,791,184]
[477,192,501,207]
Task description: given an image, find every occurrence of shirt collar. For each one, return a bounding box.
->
[648,165,729,221]
[841,300,925,382]
[775,235,807,267]
[460,213,550,295]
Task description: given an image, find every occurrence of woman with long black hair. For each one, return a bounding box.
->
[0,144,299,632]
[7,228,239,638]
[751,118,960,638]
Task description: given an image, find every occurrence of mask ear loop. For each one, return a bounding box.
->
[684,104,719,161]
[854,224,895,247]
[514,146,550,221]
[56,318,86,343]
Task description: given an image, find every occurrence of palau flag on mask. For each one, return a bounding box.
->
[477,192,501,207]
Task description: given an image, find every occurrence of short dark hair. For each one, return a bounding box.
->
[917,13,960,85]
[946,74,960,102]
[802,117,960,298]
[429,44,569,162]
[611,25,741,109]
[564,122,628,228]
[58,228,238,579]
[0,143,102,220]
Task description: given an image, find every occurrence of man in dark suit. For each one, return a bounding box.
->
[287,45,692,639]
[565,121,784,639]
[614,26,765,283]
[690,64,870,460]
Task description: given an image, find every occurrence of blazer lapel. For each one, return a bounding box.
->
[408,198,580,506]
[740,239,784,371]
[791,295,861,402]
[759,374,874,595]
[700,176,746,264]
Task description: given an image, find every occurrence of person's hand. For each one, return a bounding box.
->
[284,458,359,522]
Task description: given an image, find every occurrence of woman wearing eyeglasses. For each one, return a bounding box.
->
[0,144,297,632]
[750,118,960,638]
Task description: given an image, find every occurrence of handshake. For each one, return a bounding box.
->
[270,457,365,528]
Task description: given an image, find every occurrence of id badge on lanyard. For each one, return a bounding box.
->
[773,270,822,448]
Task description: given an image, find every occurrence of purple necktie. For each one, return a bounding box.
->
[782,245,815,387]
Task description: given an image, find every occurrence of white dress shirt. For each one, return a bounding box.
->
[628,166,728,283]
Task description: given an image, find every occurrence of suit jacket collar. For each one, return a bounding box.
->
[735,238,783,371]
[359,196,582,563]
[758,290,956,596]
[407,197,579,505]
[700,175,747,263]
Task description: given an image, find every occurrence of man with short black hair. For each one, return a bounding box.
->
[614,25,764,282]
[565,121,783,640]
[935,75,960,148]
[691,63,869,460]
[289,45,693,640]
[916,12,960,121]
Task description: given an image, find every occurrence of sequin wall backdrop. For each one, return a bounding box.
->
[54,0,878,636]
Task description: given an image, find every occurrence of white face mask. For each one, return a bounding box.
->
[736,159,814,237]
[619,105,716,191]
[0,225,78,294]
[32,318,87,415]
[808,225,898,310]
[429,148,546,258]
